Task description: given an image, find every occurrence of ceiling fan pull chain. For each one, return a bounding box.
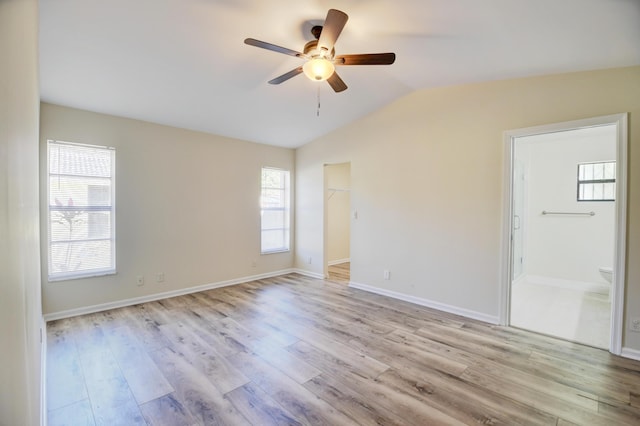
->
[317,86,321,117]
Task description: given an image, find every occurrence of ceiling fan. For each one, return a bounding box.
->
[244,9,396,93]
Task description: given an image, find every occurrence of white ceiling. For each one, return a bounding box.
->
[39,0,640,148]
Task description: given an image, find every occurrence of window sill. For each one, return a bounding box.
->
[261,249,290,255]
[48,270,117,283]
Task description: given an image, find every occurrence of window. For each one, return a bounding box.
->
[261,167,290,253]
[48,140,115,280]
[577,161,615,202]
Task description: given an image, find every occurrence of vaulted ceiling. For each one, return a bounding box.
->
[39,0,640,148]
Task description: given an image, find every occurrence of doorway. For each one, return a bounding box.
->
[501,114,628,354]
[324,163,351,284]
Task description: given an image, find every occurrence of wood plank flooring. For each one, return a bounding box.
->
[327,262,350,284]
[46,273,640,425]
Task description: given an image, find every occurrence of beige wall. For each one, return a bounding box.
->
[40,103,295,315]
[295,66,640,350]
[326,163,351,264]
[0,0,43,424]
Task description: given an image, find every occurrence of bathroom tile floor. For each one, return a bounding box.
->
[511,280,611,349]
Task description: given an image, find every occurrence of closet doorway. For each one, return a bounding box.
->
[324,163,351,284]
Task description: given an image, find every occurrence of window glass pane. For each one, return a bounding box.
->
[583,164,593,180]
[50,210,89,242]
[49,176,112,207]
[261,230,286,252]
[593,163,603,179]
[581,183,594,200]
[262,189,285,208]
[50,240,113,275]
[604,162,616,180]
[604,183,616,200]
[89,212,111,239]
[89,185,111,206]
[262,170,284,189]
[49,143,112,177]
[593,183,604,199]
[261,210,285,230]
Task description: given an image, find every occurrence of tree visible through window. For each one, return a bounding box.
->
[261,167,290,253]
[48,140,116,280]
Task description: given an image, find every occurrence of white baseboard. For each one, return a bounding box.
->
[43,269,296,322]
[328,258,350,266]
[512,273,527,288]
[291,268,325,279]
[40,316,47,426]
[348,281,500,325]
[621,347,640,361]
[526,275,609,295]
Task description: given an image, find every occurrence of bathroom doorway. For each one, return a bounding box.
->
[501,114,627,353]
[324,163,351,284]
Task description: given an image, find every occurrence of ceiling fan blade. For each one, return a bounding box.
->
[244,38,304,58]
[317,9,348,53]
[268,67,303,85]
[327,72,347,93]
[335,53,396,65]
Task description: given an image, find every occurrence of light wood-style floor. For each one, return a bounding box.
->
[327,262,350,284]
[47,274,640,425]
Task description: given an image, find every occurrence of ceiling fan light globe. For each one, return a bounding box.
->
[303,58,335,82]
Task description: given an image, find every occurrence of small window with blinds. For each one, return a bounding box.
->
[261,167,290,254]
[577,161,616,202]
[48,140,116,281]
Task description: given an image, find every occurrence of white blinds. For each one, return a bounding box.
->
[48,140,116,280]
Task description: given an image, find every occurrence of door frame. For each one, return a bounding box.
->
[499,113,628,354]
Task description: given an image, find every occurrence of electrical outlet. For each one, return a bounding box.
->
[137,276,145,286]
[156,272,165,283]
[251,261,257,268]
[631,317,640,332]
[384,270,390,280]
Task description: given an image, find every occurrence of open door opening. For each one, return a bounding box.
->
[324,163,351,284]
[501,114,627,354]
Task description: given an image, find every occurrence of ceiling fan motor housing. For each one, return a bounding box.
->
[303,39,335,60]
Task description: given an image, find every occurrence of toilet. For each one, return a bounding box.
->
[599,266,613,284]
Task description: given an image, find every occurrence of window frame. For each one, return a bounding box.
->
[260,167,291,254]
[576,161,616,202]
[47,140,116,281]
